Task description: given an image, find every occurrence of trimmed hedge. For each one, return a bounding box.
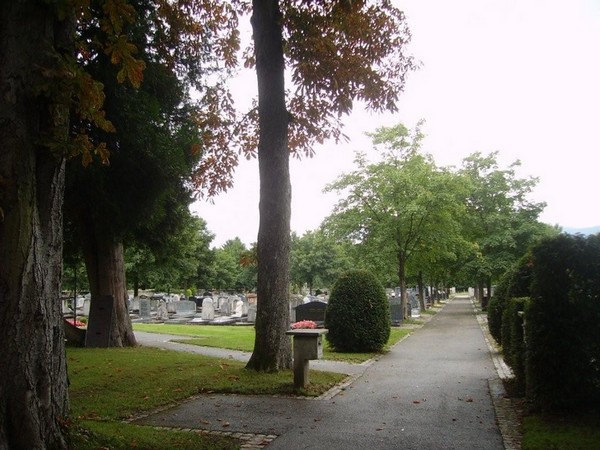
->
[487,295,504,345]
[488,254,532,346]
[525,234,600,412]
[325,270,390,353]
[502,297,528,395]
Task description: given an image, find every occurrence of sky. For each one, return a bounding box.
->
[191,0,600,247]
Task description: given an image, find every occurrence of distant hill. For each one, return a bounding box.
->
[563,226,600,236]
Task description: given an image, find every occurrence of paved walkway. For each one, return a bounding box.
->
[134,296,517,449]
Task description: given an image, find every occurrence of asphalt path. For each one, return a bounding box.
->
[135,297,505,449]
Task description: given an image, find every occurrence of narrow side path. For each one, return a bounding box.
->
[134,331,369,376]
[135,297,505,449]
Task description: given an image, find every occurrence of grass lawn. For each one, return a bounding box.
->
[522,412,600,450]
[133,324,412,363]
[67,346,346,449]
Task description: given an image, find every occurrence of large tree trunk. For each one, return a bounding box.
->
[0,1,71,448]
[246,0,292,371]
[79,220,136,347]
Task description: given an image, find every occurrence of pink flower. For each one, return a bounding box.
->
[291,320,317,329]
[67,319,86,328]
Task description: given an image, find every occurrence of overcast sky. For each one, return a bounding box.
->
[191,0,600,247]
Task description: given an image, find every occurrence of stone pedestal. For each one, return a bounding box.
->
[286,329,328,388]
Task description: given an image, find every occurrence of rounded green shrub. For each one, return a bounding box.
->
[324,270,390,352]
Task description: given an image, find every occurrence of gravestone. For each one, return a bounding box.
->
[83,299,91,317]
[289,294,304,315]
[85,295,114,348]
[241,297,249,315]
[62,299,72,314]
[139,299,152,321]
[189,296,203,308]
[221,297,232,316]
[295,301,327,325]
[390,297,403,326]
[247,305,257,323]
[156,301,169,321]
[201,297,215,321]
[129,298,140,312]
[408,290,420,318]
[233,299,243,317]
[175,300,197,317]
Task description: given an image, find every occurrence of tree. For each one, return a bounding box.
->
[290,230,350,294]
[125,215,215,295]
[324,123,466,317]
[244,0,415,372]
[0,2,73,446]
[458,152,547,305]
[65,0,241,346]
[210,238,257,291]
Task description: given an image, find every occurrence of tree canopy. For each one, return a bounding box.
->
[324,122,468,316]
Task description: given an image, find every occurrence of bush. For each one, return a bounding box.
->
[502,297,528,395]
[325,270,390,352]
[525,234,600,412]
[487,295,504,345]
[488,254,532,346]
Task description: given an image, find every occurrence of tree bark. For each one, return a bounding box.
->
[0,1,71,447]
[246,0,292,371]
[78,217,136,347]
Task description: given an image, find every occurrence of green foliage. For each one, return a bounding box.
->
[325,270,390,352]
[209,238,257,291]
[525,234,600,412]
[290,230,351,293]
[487,294,505,345]
[324,122,469,304]
[457,151,550,288]
[488,253,533,345]
[125,216,214,293]
[502,297,528,395]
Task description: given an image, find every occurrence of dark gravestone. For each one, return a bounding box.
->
[390,298,403,326]
[139,298,152,321]
[85,295,114,348]
[295,301,327,325]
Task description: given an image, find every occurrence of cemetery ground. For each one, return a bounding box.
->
[65,300,600,449]
[65,314,427,449]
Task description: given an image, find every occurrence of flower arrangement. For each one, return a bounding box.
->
[290,320,317,330]
[66,318,86,328]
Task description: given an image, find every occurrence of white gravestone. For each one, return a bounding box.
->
[201,297,215,321]
[156,301,169,321]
